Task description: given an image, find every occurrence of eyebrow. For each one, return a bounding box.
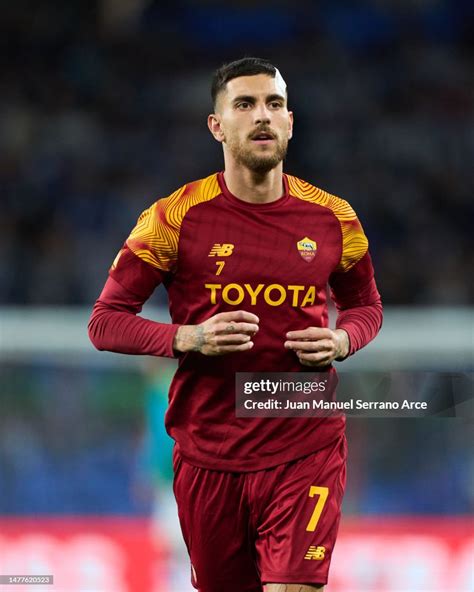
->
[232,93,286,105]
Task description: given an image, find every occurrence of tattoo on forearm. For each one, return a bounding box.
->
[193,325,205,351]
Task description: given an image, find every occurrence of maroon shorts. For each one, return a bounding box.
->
[173,434,347,592]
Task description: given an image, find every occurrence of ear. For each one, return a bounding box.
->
[208,113,225,143]
[287,111,294,140]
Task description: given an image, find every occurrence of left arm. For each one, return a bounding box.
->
[285,252,382,367]
[329,251,383,357]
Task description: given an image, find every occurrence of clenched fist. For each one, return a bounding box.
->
[173,310,259,355]
[285,327,349,367]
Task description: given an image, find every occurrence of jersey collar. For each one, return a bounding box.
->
[217,171,290,210]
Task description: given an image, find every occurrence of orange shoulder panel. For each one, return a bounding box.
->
[126,173,221,272]
[286,175,368,272]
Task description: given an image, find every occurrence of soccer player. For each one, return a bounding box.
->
[89,57,382,592]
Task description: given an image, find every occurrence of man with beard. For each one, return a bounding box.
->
[89,58,383,592]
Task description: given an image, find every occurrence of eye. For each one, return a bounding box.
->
[269,101,283,109]
[237,102,252,110]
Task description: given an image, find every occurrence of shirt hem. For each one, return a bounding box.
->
[175,427,344,472]
[261,571,328,585]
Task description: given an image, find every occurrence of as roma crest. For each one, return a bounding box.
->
[297,237,317,263]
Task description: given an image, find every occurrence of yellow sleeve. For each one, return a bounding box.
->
[126,173,221,273]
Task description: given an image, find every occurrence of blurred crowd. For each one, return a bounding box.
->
[1,0,473,306]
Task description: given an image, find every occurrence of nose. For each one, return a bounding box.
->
[253,103,271,125]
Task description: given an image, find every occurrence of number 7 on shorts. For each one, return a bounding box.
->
[305,486,329,532]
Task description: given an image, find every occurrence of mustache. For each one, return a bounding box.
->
[248,127,277,140]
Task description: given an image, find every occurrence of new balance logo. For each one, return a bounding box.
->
[304,545,326,560]
[208,243,234,257]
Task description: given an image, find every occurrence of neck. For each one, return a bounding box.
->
[223,161,284,204]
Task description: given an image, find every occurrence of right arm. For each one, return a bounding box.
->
[88,246,180,357]
[88,246,258,357]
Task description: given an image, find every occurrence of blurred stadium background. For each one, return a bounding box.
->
[1,0,473,591]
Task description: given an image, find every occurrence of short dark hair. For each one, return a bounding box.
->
[211,57,278,108]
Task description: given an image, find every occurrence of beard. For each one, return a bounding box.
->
[225,132,289,174]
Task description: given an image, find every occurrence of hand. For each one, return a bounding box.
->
[173,310,259,355]
[284,327,349,367]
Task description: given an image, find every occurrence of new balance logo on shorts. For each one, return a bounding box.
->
[208,243,234,257]
[304,545,326,560]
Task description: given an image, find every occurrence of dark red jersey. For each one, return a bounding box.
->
[89,172,382,471]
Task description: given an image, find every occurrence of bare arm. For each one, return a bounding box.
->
[173,310,259,355]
